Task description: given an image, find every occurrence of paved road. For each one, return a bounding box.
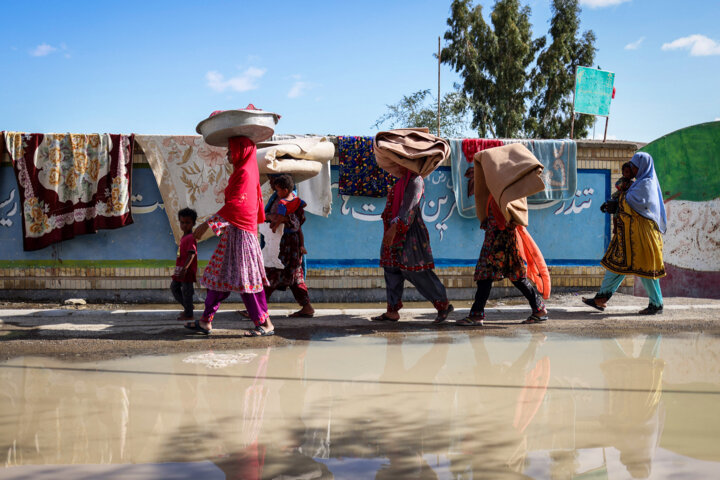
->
[2,293,719,361]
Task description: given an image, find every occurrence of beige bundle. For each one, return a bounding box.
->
[257,136,335,183]
[474,143,545,226]
[373,128,450,178]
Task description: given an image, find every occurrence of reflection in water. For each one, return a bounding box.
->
[1,333,720,479]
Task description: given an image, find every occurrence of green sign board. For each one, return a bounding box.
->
[574,66,615,117]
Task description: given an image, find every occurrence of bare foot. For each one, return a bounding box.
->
[289,305,315,318]
[199,319,212,332]
[177,314,194,321]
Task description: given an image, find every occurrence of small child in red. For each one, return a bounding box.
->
[171,208,198,321]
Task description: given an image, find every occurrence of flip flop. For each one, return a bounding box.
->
[288,311,314,318]
[456,317,484,327]
[370,313,399,322]
[521,313,548,324]
[582,297,605,311]
[184,320,211,335]
[433,304,455,324]
[244,326,275,337]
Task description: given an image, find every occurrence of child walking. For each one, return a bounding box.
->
[264,174,314,317]
[171,208,198,321]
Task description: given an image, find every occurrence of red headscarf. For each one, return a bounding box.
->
[216,136,265,233]
[390,169,412,218]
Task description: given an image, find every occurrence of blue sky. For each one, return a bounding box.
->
[1,0,718,142]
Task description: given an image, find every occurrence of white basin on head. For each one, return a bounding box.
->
[196,108,280,146]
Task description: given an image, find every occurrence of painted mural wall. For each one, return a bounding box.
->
[0,164,610,269]
[639,121,720,299]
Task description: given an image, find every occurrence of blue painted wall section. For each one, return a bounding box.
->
[0,165,609,267]
[304,167,609,268]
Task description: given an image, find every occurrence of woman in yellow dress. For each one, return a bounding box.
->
[583,152,667,315]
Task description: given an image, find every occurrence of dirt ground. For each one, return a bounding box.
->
[2,292,719,361]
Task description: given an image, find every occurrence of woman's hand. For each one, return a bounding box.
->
[382,223,398,247]
[193,222,209,241]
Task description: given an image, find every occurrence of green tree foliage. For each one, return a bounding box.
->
[373,89,471,138]
[441,0,597,139]
[526,0,597,138]
[442,0,543,138]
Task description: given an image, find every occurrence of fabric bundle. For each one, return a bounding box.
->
[257,135,334,217]
[4,132,133,251]
[256,136,334,182]
[473,143,545,226]
[450,138,504,218]
[338,136,396,197]
[516,226,551,299]
[503,139,577,203]
[373,128,450,178]
[135,135,230,244]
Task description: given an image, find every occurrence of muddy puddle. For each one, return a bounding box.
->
[2,332,720,479]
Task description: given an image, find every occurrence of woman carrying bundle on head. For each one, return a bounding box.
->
[459,143,551,326]
[189,136,274,337]
[371,128,454,324]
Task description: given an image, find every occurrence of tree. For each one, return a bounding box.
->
[441,0,543,138]
[373,89,471,138]
[441,0,597,139]
[526,0,596,138]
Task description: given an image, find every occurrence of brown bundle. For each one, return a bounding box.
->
[474,143,545,226]
[373,128,450,178]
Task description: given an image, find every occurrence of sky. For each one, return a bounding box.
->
[1,0,718,143]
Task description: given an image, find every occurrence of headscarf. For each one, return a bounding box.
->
[216,136,265,233]
[626,152,666,234]
[390,169,413,218]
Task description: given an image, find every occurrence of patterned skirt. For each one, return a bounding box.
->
[474,225,527,282]
[201,215,268,293]
[266,231,305,289]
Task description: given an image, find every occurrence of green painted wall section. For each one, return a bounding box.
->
[640,121,720,202]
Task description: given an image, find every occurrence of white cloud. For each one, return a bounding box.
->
[662,34,720,56]
[30,43,57,57]
[205,67,266,93]
[580,0,630,8]
[715,117,720,121]
[625,37,645,50]
[288,81,310,98]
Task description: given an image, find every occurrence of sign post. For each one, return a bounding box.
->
[572,66,615,142]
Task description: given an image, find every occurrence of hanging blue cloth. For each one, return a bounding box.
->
[504,139,577,204]
[625,152,667,234]
[449,139,477,218]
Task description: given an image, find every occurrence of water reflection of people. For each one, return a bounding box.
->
[373,336,451,479]
[600,335,665,479]
[450,334,549,478]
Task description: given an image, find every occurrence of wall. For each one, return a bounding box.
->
[636,121,720,299]
[0,139,640,302]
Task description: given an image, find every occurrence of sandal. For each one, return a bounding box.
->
[522,312,548,324]
[244,326,275,337]
[639,304,663,315]
[371,313,399,322]
[582,297,605,311]
[185,320,211,335]
[433,304,455,324]
[456,316,484,327]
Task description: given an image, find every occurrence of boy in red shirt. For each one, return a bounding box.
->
[171,208,198,321]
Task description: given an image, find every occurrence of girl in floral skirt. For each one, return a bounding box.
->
[189,136,274,337]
